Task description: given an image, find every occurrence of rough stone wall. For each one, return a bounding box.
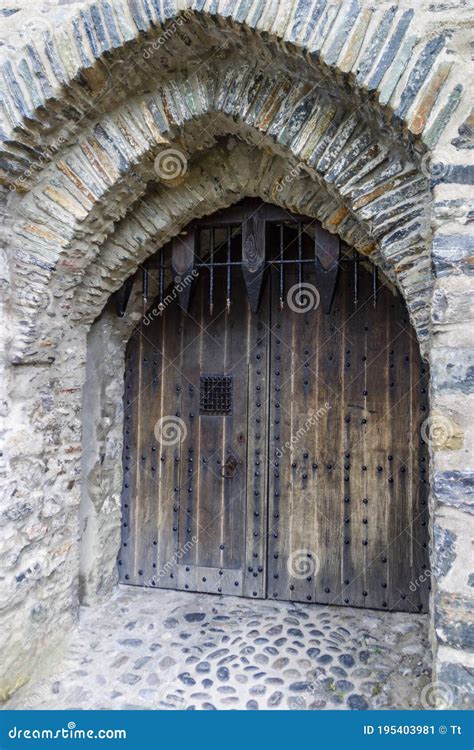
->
[0,0,472,707]
[79,309,128,604]
[0,326,86,697]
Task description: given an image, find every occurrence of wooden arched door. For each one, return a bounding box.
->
[119,202,429,613]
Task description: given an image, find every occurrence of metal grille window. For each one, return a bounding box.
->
[200,376,232,415]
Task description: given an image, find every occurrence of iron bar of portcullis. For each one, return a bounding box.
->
[298,222,303,289]
[226,226,231,314]
[372,264,378,308]
[159,247,164,309]
[142,266,148,316]
[353,248,358,306]
[209,227,214,316]
[279,223,284,309]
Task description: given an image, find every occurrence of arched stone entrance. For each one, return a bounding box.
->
[1,0,472,708]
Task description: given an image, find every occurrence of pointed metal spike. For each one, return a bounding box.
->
[114,275,134,317]
[171,228,196,312]
[314,225,340,314]
[242,208,265,313]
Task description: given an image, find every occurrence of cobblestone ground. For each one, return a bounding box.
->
[7,588,431,710]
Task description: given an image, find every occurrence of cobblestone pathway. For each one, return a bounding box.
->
[7,588,431,710]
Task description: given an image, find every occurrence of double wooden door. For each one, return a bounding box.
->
[120,216,429,613]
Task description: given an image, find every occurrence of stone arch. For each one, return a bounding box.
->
[1,0,463,167]
[6,62,433,363]
[1,0,472,707]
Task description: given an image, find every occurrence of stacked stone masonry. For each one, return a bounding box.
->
[0,0,472,708]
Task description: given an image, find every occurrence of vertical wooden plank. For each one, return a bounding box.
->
[243,274,270,599]
[385,289,410,611]
[176,235,255,596]
[312,255,344,605]
[385,295,430,612]
[221,269,251,577]
[340,261,368,609]
[176,267,205,594]
[267,261,288,602]
[119,333,140,584]
[360,267,391,610]
[149,293,184,590]
[175,261,203,583]
[192,262,228,571]
[119,286,184,589]
[267,226,344,606]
